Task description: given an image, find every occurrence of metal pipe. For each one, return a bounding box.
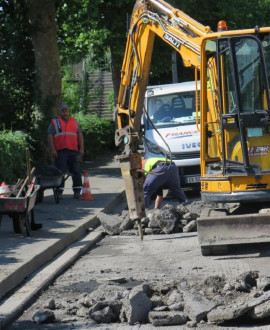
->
[148,0,172,15]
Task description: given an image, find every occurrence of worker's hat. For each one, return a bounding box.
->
[60,104,69,110]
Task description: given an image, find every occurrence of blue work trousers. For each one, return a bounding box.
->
[55,149,82,193]
[143,163,186,208]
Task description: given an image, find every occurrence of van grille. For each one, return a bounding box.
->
[171,151,200,160]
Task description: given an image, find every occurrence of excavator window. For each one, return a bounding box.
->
[223,48,237,114]
[261,33,270,108]
[218,36,269,115]
[234,38,265,113]
[216,35,270,175]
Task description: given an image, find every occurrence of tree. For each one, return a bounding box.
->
[0,0,61,124]
[1,0,270,125]
[0,1,35,129]
[22,0,61,119]
[57,0,135,103]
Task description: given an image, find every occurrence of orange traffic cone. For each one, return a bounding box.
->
[80,172,94,200]
[0,182,10,197]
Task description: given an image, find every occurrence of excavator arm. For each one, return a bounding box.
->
[116,0,270,253]
[115,0,210,229]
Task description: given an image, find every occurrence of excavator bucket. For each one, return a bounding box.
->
[197,212,270,256]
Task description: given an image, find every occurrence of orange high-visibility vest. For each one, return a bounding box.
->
[52,117,79,151]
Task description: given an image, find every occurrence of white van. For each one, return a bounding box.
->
[143,81,200,189]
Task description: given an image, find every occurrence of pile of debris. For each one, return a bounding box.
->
[32,271,270,327]
[98,201,205,236]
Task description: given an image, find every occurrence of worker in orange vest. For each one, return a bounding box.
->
[47,104,84,199]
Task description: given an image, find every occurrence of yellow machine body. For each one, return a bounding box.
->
[115,0,270,252]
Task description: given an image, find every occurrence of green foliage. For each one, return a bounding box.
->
[107,91,115,112]
[57,1,111,66]
[74,113,116,160]
[1,0,270,179]
[0,1,35,130]
[221,0,270,29]
[61,66,84,113]
[0,130,30,182]
[87,51,111,72]
[61,64,111,115]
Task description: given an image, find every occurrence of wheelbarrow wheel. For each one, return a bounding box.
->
[36,188,44,203]
[13,215,25,234]
[25,212,31,237]
[53,189,60,204]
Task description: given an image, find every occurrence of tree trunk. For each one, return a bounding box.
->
[110,45,122,106]
[23,0,61,120]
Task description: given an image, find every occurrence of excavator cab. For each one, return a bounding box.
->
[201,32,270,203]
[197,31,270,254]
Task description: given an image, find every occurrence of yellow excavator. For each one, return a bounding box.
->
[115,0,270,255]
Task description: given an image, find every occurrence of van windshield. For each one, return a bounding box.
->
[146,91,200,128]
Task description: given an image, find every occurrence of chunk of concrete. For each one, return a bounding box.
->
[249,299,270,319]
[156,208,179,234]
[122,287,152,324]
[90,306,116,323]
[98,212,132,235]
[183,220,197,233]
[182,288,216,322]
[207,304,248,324]
[148,311,188,326]
[32,309,55,324]
[256,276,270,291]
[208,291,270,323]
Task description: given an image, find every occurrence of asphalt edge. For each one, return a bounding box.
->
[0,189,126,304]
[0,216,99,301]
[0,229,104,330]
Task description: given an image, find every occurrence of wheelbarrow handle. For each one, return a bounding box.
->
[16,167,36,198]
[26,176,37,197]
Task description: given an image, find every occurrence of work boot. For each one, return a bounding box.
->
[73,190,80,199]
[31,222,43,230]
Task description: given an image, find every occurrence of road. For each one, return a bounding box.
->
[8,202,270,329]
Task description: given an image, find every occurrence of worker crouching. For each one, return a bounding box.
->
[143,157,187,209]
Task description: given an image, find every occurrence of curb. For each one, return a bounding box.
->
[0,216,99,301]
[0,229,104,330]
[103,190,126,213]
[0,189,125,303]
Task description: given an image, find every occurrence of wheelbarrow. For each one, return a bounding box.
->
[0,184,40,236]
[35,165,67,204]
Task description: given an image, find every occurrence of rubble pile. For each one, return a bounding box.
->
[98,201,206,236]
[32,271,270,327]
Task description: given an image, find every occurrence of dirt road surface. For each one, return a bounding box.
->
[9,225,270,329]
